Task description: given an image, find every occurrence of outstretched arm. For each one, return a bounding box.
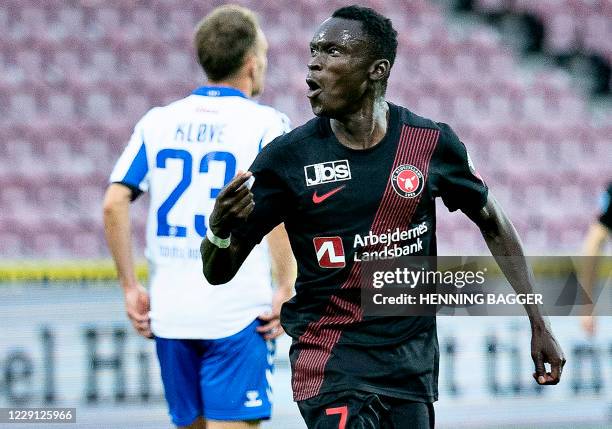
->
[201,172,257,285]
[466,193,566,385]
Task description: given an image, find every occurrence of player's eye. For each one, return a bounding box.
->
[310,47,317,56]
[328,47,340,55]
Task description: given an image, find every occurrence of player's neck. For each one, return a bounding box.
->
[206,78,253,98]
[330,98,389,150]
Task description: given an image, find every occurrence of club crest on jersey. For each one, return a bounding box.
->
[313,237,346,268]
[304,160,351,186]
[391,165,424,198]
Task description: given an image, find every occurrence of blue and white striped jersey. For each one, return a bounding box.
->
[110,86,290,339]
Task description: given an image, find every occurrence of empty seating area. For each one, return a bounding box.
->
[473,0,612,62]
[0,0,609,258]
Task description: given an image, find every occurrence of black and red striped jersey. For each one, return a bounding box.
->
[235,102,488,401]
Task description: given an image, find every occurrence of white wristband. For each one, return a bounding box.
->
[206,228,231,248]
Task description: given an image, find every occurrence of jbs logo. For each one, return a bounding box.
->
[313,237,346,268]
[304,160,351,186]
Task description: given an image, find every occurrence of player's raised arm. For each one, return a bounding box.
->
[201,171,257,284]
[466,193,566,386]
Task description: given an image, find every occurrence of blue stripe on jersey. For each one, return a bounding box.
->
[192,86,247,98]
[599,190,611,213]
[258,135,265,153]
[122,140,148,187]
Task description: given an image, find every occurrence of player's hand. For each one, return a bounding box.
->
[209,171,254,237]
[257,287,293,340]
[124,283,153,339]
[581,315,596,336]
[531,324,565,385]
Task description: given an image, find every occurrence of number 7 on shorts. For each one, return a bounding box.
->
[325,405,348,429]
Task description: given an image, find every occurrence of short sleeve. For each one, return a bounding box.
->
[433,123,488,213]
[110,115,151,198]
[598,183,612,229]
[233,142,290,246]
[258,111,291,151]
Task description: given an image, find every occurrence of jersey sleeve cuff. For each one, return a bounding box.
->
[111,181,144,201]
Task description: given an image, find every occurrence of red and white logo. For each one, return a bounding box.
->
[391,165,424,198]
[313,237,345,268]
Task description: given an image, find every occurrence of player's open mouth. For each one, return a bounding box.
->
[306,78,322,98]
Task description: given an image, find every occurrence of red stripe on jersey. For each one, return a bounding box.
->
[292,125,440,401]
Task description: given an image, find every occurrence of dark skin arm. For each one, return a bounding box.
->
[202,171,296,341]
[467,193,566,385]
[201,171,257,285]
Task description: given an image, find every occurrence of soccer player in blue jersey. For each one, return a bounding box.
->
[103,6,295,429]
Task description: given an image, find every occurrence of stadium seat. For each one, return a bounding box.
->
[0,0,607,258]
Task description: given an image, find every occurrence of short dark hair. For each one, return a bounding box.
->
[194,5,259,81]
[332,5,398,68]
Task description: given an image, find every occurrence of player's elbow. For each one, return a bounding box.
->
[102,198,122,226]
[202,266,236,286]
[201,238,253,286]
[470,195,506,240]
[479,219,502,242]
[102,198,118,218]
[103,185,131,218]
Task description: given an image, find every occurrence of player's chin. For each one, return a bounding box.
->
[309,99,335,117]
[310,103,325,117]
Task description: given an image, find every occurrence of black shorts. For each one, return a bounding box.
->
[297,390,435,429]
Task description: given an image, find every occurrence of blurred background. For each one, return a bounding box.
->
[0,0,610,428]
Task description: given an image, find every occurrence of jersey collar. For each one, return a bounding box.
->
[192,86,247,98]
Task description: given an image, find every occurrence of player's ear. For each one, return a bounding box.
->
[243,51,258,81]
[368,59,390,83]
